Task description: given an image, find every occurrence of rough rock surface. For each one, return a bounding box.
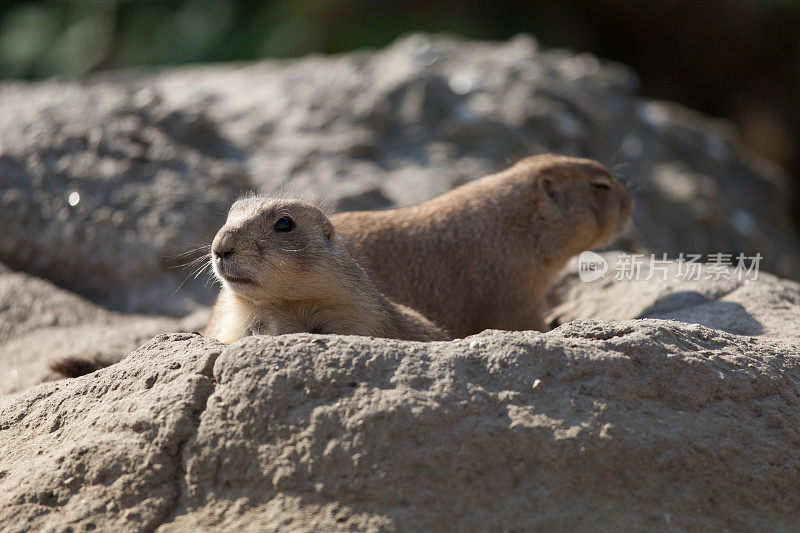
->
[0,264,207,397]
[0,333,222,531]
[1,34,798,315]
[547,251,800,340]
[1,320,799,531]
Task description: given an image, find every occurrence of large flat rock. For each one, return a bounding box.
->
[1,322,798,531]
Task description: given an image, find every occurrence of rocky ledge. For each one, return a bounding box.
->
[1,255,799,530]
[1,315,799,531]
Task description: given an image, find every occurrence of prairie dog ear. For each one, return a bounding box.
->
[322,219,335,241]
[540,176,558,201]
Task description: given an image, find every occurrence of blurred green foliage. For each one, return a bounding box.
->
[0,0,492,79]
[1,0,798,80]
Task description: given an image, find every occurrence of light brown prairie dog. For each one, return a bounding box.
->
[331,154,634,337]
[203,197,450,343]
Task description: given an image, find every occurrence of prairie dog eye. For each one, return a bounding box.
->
[274,217,294,232]
[591,181,611,191]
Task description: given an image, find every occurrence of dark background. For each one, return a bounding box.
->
[2,0,798,218]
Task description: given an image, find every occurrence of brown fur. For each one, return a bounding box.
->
[330,154,634,337]
[203,197,450,343]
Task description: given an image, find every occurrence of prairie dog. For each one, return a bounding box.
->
[203,197,450,343]
[332,155,634,337]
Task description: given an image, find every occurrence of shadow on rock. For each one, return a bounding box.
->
[638,291,764,336]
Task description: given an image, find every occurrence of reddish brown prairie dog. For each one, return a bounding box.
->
[331,154,633,337]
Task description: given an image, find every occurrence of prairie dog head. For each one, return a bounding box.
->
[211,196,342,304]
[516,155,633,257]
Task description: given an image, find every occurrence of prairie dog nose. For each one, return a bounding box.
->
[212,230,236,258]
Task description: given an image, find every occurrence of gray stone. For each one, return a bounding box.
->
[1,34,797,316]
[0,333,222,532]
[546,251,800,340]
[0,265,207,396]
[1,319,799,531]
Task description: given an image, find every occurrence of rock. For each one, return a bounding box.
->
[0,261,111,343]
[0,264,207,396]
[1,321,799,530]
[0,86,248,315]
[1,34,798,316]
[0,333,222,532]
[546,251,800,340]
